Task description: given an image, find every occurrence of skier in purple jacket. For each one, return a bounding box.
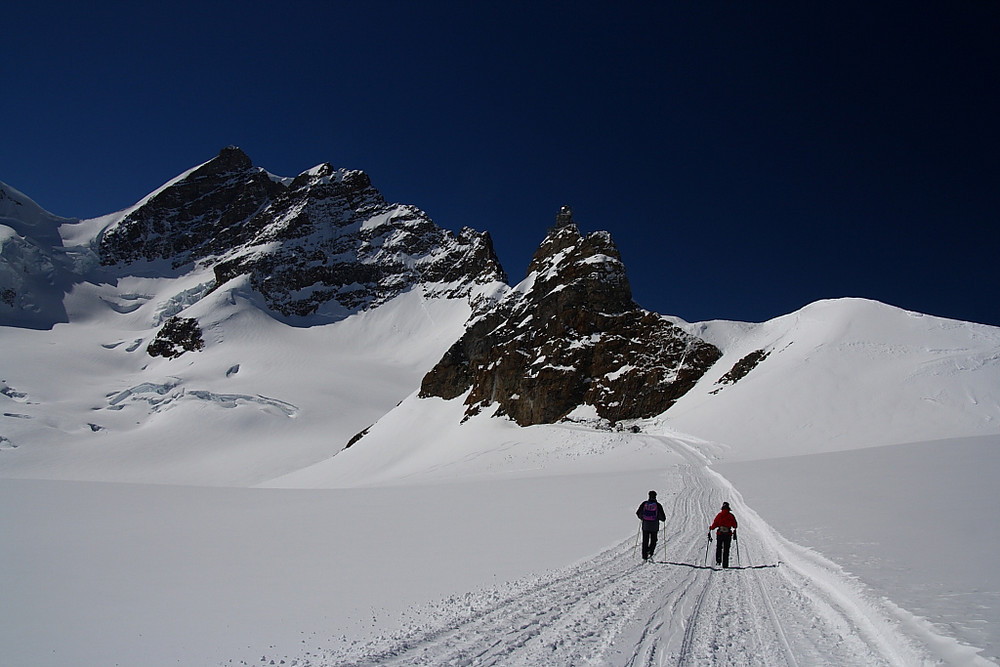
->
[636,490,667,561]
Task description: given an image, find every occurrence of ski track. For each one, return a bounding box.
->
[281,436,939,667]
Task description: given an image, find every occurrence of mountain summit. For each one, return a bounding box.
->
[419,207,722,425]
[96,147,506,323]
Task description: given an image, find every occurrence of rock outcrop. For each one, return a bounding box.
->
[420,207,722,425]
[146,316,206,359]
[710,348,772,394]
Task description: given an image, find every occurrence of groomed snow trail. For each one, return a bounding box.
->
[297,436,937,667]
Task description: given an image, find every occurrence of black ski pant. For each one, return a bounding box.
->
[642,529,658,560]
[715,532,733,568]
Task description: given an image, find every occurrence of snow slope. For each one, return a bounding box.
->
[666,298,1000,460]
[0,274,474,485]
[717,434,1000,661]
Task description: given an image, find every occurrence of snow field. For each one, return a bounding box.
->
[277,433,960,666]
[0,470,654,667]
[717,436,1000,662]
[3,416,996,665]
[1,285,473,485]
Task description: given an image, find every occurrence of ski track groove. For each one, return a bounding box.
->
[752,568,799,667]
[674,570,712,667]
[292,435,941,667]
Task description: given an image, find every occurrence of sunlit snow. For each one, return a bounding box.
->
[2,189,999,666]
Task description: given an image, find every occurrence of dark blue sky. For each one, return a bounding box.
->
[5,2,999,325]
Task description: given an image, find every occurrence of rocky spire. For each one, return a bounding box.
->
[419,210,722,425]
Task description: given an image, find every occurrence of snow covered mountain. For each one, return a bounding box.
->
[97,146,507,323]
[2,153,1000,666]
[1,152,727,467]
[0,148,511,483]
[0,181,90,328]
[665,297,1000,459]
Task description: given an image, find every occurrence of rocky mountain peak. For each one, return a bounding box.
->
[99,147,284,270]
[97,148,505,322]
[206,146,254,174]
[525,219,632,317]
[419,208,722,426]
[290,163,373,193]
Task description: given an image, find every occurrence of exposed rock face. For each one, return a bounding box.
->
[710,348,771,394]
[147,316,206,359]
[99,148,506,320]
[420,209,722,425]
[211,163,506,318]
[99,146,286,270]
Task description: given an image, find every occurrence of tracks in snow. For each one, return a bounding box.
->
[301,435,933,667]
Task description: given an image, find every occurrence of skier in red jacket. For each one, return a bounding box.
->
[709,502,738,568]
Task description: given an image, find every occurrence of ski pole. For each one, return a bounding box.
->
[704,532,712,566]
[661,521,667,561]
[734,532,741,567]
[633,522,641,559]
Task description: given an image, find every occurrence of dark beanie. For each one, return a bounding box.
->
[649,490,657,498]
